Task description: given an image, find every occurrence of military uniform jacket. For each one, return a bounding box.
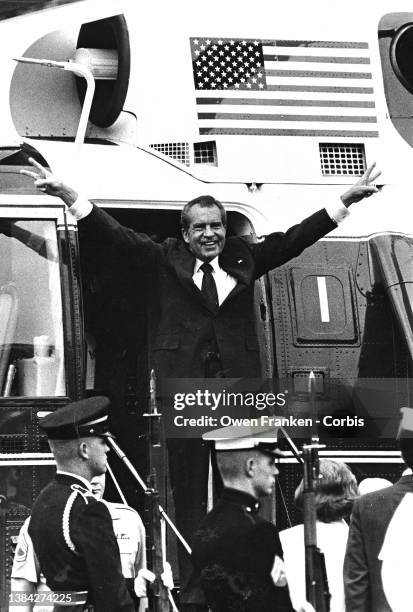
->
[28,473,134,612]
[344,474,413,612]
[78,205,336,378]
[190,488,294,612]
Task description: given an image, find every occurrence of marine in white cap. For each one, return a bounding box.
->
[185,423,314,612]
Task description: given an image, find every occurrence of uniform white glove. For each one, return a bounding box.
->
[137,562,174,589]
[161,562,174,590]
[270,555,287,587]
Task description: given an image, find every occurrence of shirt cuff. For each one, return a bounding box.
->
[68,196,93,221]
[325,200,350,225]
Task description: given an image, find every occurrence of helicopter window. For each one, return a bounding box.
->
[0,219,65,397]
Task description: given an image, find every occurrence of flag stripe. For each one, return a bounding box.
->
[200,127,379,137]
[199,104,375,117]
[265,69,372,79]
[265,85,374,93]
[196,90,375,100]
[198,112,377,123]
[263,54,371,64]
[265,78,372,88]
[199,118,378,131]
[263,46,371,58]
[196,97,375,108]
[263,40,369,49]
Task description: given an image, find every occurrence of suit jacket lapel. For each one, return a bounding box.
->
[169,242,216,312]
[169,239,253,311]
[219,239,253,303]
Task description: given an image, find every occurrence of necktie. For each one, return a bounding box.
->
[200,262,219,311]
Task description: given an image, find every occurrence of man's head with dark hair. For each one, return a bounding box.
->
[180,195,227,231]
[41,396,112,482]
[181,196,227,263]
[294,459,359,523]
[216,448,279,499]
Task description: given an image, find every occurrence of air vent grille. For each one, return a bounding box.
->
[150,142,190,166]
[319,143,366,176]
[194,141,217,165]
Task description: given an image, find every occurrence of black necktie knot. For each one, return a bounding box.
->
[200,262,213,275]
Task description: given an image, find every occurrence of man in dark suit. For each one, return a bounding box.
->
[22,158,381,592]
[26,397,134,612]
[344,407,413,612]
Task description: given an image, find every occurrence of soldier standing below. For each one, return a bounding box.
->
[189,425,314,612]
[23,396,134,612]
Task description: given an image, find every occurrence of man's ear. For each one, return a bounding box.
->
[78,441,89,460]
[245,456,255,478]
[181,227,189,244]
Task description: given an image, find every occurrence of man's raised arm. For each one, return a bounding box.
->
[21,158,163,266]
[21,158,92,220]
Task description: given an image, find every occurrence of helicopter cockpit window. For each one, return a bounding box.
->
[0,218,65,397]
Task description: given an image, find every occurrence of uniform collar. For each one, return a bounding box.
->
[222,487,261,514]
[56,470,92,492]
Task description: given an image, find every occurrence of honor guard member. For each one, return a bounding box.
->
[188,424,314,612]
[90,474,147,610]
[27,396,134,612]
[10,475,147,612]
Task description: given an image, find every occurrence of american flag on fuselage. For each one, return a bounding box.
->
[190,37,378,138]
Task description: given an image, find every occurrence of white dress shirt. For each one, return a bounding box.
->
[192,257,237,305]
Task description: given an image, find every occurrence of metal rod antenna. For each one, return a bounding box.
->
[279,426,304,464]
[108,436,148,490]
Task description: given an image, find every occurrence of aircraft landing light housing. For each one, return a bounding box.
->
[75,14,130,128]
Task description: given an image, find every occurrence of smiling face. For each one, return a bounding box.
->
[182,203,226,262]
